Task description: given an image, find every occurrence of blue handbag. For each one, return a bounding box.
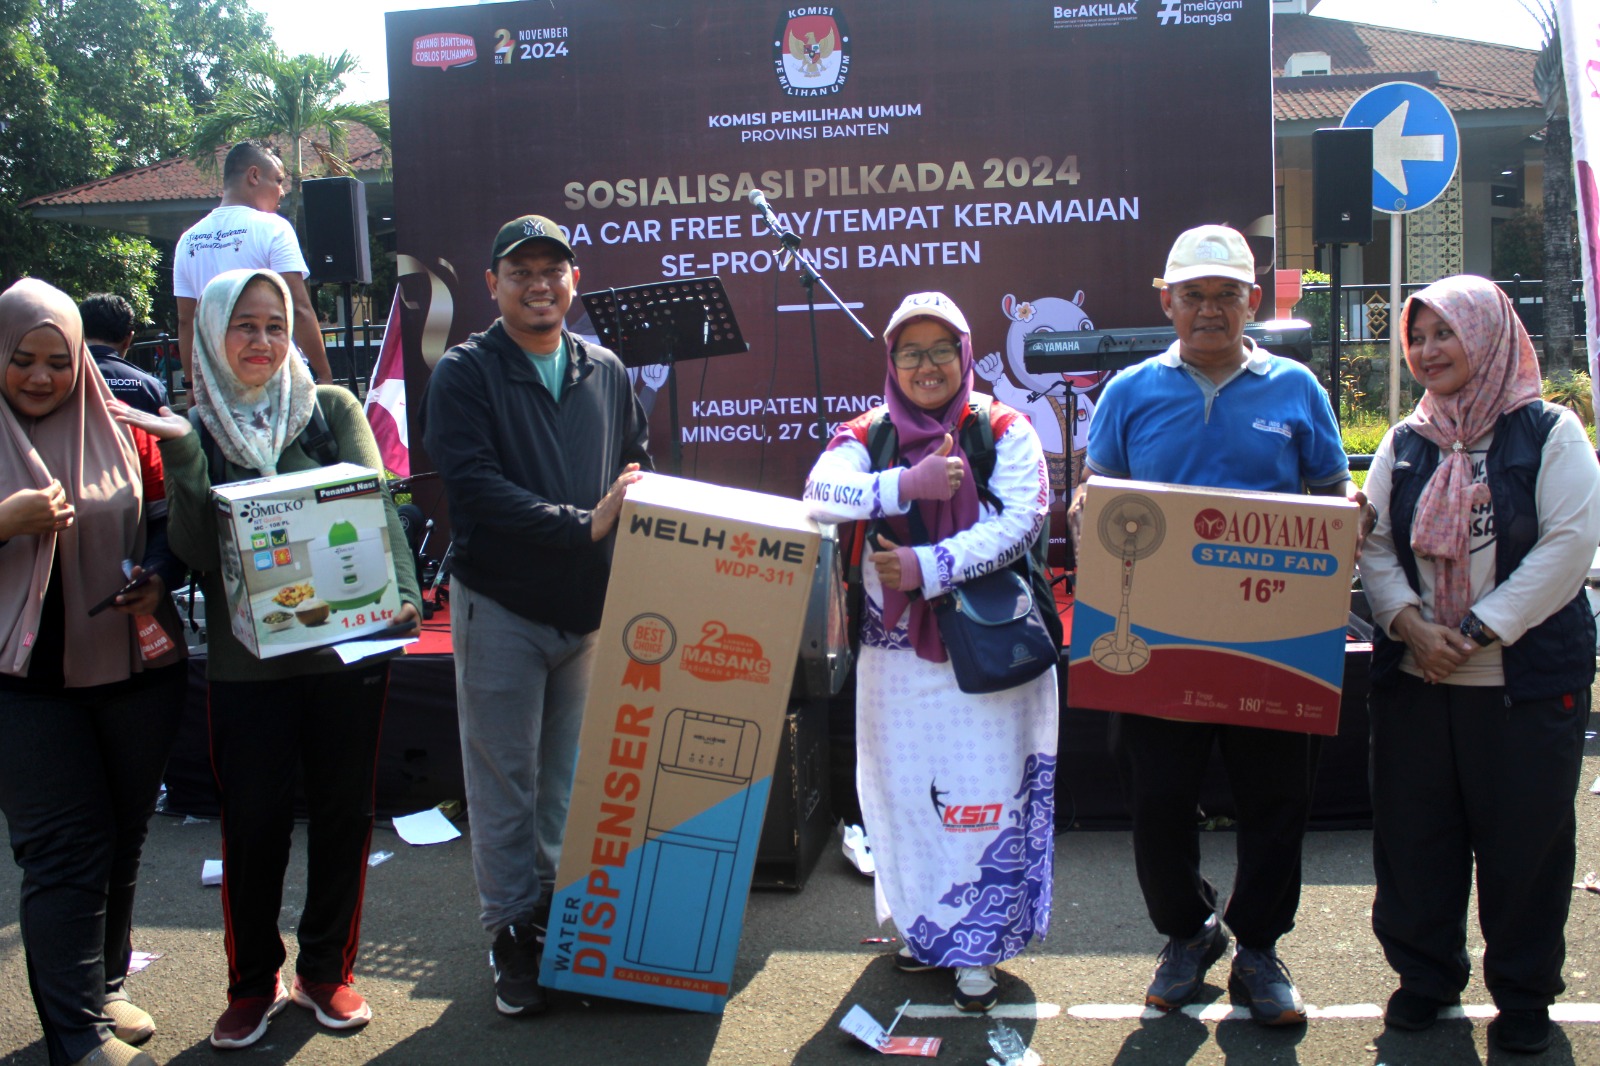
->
[931,567,1057,694]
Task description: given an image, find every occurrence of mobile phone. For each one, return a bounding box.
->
[87,569,154,617]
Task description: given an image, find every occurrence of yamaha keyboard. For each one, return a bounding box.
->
[1023,319,1314,375]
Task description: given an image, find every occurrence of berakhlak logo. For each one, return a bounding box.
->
[1156,0,1182,25]
[1194,508,1228,540]
[773,7,851,97]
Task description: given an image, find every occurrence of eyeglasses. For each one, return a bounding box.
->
[891,342,959,369]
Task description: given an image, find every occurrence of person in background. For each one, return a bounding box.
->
[803,291,1056,1013]
[423,214,649,1018]
[1357,274,1600,1054]
[79,294,167,416]
[173,140,333,385]
[0,279,186,1066]
[1078,225,1357,1026]
[113,268,419,1051]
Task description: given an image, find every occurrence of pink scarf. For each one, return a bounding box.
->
[1400,275,1542,628]
[0,279,146,684]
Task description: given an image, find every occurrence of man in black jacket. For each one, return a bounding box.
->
[423,214,649,1018]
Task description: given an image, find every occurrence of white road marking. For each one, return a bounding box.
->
[904,1003,1063,1020]
[901,1003,1600,1023]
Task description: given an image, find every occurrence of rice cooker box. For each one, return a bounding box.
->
[211,462,401,659]
[1069,478,1357,736]
[541,472,819,1013]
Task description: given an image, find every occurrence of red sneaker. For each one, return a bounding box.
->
[209,978,289,1049]
[290,974,373,1030]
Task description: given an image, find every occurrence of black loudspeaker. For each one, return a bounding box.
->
[301,176,372,284]
[1313,127,1374,245]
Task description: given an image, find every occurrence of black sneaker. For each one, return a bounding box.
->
[490,921,546,1017]
[1489,1007,1552,1054]
[893,946,939,973]
[1228,946,1307,1026]
[1146,918,1229,1010]
[1384,987,1458,1032]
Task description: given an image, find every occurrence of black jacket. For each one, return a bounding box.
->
[1371,403,1596,700]
[422,322,651,632]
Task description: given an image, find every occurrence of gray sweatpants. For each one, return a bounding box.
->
[452,580,596,934]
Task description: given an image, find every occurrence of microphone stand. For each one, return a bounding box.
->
[752,214,874,448]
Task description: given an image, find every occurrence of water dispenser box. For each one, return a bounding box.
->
[211,462,401,659]
[541,472,819,1012]
[1068,478,1357,737]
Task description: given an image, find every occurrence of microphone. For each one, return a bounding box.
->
[747,189,800,245]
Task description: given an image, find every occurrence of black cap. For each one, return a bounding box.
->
[490,214,574,265]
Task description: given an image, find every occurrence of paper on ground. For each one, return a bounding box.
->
[201,859,222,886]
[334,637,418,665]
[128,951,161,974]
[840,1004,941,1057]
[393,807,461,845]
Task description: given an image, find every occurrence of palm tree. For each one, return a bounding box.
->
[189,49,390,232]
[1527,2,1577,372]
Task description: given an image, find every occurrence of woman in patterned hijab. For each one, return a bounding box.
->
[1357,274,1600,1052]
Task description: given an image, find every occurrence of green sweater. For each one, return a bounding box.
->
[160,385,422,682]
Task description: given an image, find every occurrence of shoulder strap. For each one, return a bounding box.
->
[959,401,1003,512]
[298,396,339,467]
[864,408,898,473]
[188,407,225,487]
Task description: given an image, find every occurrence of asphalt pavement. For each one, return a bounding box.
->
[3,730,1599,1065]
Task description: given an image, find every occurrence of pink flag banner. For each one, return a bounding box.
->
[365,289,410,479]
[1559,0,1600,417]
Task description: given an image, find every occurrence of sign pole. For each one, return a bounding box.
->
[1388,211,1402,424]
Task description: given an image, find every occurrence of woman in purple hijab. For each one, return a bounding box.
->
[804,292,1056,1012]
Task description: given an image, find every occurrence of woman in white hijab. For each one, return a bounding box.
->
[116,268,421,1051]
[0,278,185,1066]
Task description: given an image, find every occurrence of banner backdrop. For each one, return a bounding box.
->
[385,0,1273,500]
[1559,0,1600,419]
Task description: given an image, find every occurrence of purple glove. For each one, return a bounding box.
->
[892,546,923,592]
[898,451,956,502]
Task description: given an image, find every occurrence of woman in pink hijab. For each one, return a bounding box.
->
[0,279,185,1066]
[1358,274,1600,1052]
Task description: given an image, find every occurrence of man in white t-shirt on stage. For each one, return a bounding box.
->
[173,140,333,384]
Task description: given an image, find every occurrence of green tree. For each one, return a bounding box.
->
[1527,2,1579,372]
[189,49,390,233]
[0,0,269,316]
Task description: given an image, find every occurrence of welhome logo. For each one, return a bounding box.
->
[625,513,808,564]
[1193,508,1333,550]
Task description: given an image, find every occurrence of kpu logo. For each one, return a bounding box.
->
[772,7,851,97]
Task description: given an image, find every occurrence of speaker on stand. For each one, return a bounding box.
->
[1311,127,1374,422]
[301,176,373,390]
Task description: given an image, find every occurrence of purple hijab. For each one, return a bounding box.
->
[876,294,983,661]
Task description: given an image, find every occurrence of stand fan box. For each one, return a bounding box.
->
[1068,478,1358,736]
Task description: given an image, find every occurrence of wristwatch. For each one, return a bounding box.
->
[1459,612,1497,647]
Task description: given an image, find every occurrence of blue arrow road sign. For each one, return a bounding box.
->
[1341,81,1460,214]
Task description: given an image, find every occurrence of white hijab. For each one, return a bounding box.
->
[191,268,316,475]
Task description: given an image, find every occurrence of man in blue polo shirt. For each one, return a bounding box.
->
[1081,224,1354,1027]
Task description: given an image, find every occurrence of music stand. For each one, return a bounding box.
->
[582,277,749,474]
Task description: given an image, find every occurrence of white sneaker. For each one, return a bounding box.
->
[954,965,999,1011]
[841,824,875,876]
